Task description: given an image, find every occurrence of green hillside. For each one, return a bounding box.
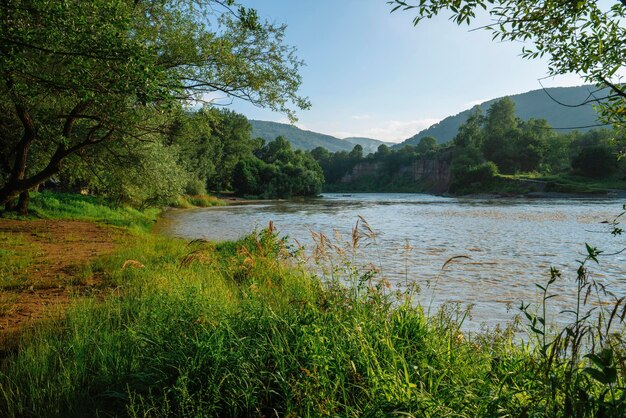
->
[344,137,390,154]
[400,85,606,146]
[250,120,389,154]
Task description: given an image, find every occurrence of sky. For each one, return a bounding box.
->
[225,0,588,143]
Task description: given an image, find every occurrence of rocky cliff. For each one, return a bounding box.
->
[339,158,452,193]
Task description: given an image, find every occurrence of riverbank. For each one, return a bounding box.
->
[0,192,624,416]
[0,219,128,353]
[325,172,626,199]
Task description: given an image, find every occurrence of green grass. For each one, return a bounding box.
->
[512,173,626,194]
[0,226,624,417]
[0,193,624,416]
[1,191,160,231]
[0,232,38,290]
[450,175,542,196]
[170,194,226,209]
[452,172,626,196]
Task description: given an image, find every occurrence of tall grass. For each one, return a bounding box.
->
[3,191,160,231]
[170,194,226,209]
[1,220,624,416]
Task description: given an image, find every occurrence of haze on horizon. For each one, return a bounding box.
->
[222,0,590,143]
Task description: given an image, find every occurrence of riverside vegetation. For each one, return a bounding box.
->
[1,0,626,415]
[0,193,625,417]
[311,98,626,195]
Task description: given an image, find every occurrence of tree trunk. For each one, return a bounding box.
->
[17,190,30,215]
[0,159,62,208]
[0,137,96,209]
[1,99,37,212]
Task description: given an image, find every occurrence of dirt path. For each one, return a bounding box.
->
[0,219,126,352]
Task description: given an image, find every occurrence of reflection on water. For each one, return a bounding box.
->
[159,193,626,328]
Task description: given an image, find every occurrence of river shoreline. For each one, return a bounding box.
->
[159,193,626,328]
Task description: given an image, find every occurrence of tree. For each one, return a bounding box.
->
[349,144,364,161]
[572,145,618,178]
[232,158,262,196]
[234,137,324,198]
[453,107,484,149]
[482,98,519,172]
[255,136,293,164]
[515,119,552,172]
[390,1,626,133]
[0,0,309,212]
[376,144,391,157]
[416,136,437,154]
[542,131,575,174]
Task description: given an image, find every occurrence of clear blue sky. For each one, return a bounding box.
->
[227,0,585,143]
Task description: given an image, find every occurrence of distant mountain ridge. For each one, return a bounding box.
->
[251,85,605,154]
[249,120,390,155]
[399,85,605,147]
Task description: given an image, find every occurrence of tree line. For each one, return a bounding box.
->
[3,105,324,208]
[309,97,624,194]
[449,97,623,192]
[0,0,310,213]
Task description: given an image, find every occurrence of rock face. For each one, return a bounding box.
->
[399,160,451,193]
[339,158,452,193]
[339,162,382,184]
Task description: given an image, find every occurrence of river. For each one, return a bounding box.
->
[158,193,626,329]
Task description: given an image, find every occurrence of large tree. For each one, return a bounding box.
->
[0,0,309,212]
[482,97,519,171]
[390,0,626,133]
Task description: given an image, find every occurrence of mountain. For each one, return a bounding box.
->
[249,120,390,154]
[399,85,605,147]
[343,137,389,154]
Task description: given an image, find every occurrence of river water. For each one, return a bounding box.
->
[159,193,626,328]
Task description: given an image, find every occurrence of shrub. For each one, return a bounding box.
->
[466,161,499,183]
[571,145,618,178]
[184,178,207,196]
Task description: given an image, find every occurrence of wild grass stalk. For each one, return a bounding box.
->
[0,209,624,416]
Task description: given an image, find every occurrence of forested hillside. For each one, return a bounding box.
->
[250,120,389,154]
[313,97,625,195]
[401,85,604,146]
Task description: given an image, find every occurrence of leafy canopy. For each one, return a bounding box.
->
[0,0,309,208]
[390,0,626,131]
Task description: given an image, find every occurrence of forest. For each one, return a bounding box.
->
[0,0,313,213]
[313,97,625,195]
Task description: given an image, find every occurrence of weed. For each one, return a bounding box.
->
[0,206,624,416]
[0,293,19,316]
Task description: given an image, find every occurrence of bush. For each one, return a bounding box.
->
[571,145,618,178]
[60,141,188,209]
[451,160,499,192]
[467,161,499,183]
[184,178,207,196]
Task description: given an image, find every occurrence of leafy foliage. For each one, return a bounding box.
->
[390,0,626,137]
[402,86,605,147]
[233,136,324,198]
[61,139,189,208]
[170,108,258,192]
[572,145,619,178]
[0,0,309,210]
